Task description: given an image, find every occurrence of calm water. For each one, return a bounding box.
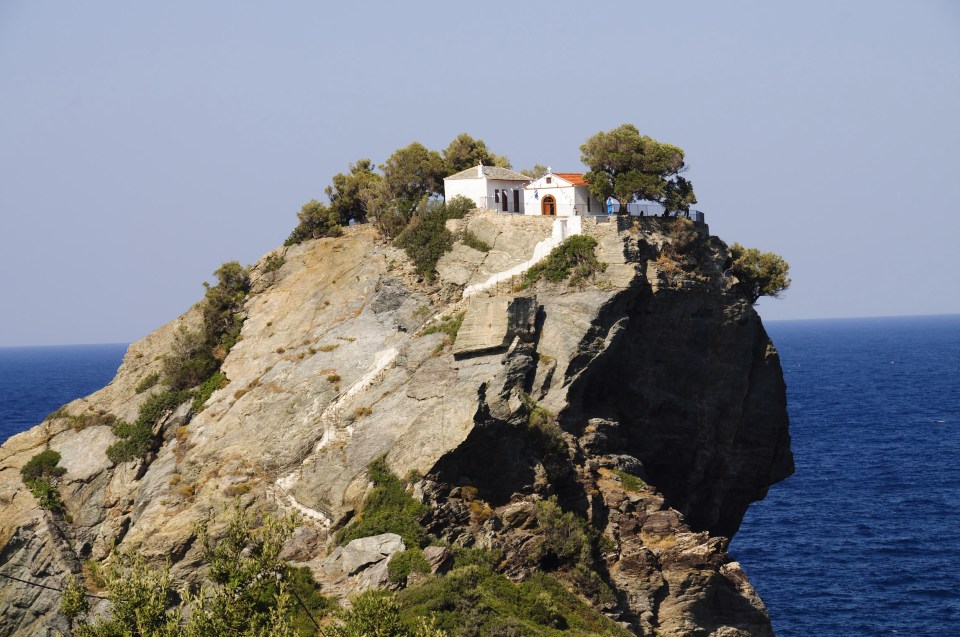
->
[0,344,127,444]
[732,315,960,636]
[1,318,958,634]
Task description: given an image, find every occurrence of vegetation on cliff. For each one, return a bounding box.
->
[729,242,792,303]
[60,507,328,637]
[522,235,608,288]
[580,123,696,215]
[20,449,66,512]
[394,196,474,279]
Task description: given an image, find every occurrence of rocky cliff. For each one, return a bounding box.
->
[0,211,792,636]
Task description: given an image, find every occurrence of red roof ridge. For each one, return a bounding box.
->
[554,172,589,186]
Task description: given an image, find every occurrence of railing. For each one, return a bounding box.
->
[475,196,704,224]
[478,195,524,214]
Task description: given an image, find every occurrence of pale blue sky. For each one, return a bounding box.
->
[1,1,958,346]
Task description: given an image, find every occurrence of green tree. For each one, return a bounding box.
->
[729,243,792,304]
[164,261,249,390]
[285,199,343,246]
[520,164,550,179]
[442,133,510,174]
[580,124,695,215]
[380,142,446,220]
[325,159,382,225]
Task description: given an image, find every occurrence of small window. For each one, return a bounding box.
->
[587,197,591,213]
[546,177,552,184]
[494,189,500,203]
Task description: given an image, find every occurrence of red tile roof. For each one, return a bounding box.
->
[555,173,589,186]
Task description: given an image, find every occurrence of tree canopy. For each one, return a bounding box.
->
[580,124,696,215]
[728,243,791,304]
[326,159,381,225]
[285,134,507,243]
[442,133,510,174]
[380,142,447,215]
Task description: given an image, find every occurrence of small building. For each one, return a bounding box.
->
[442,164,531,214]
[522,173,604,217]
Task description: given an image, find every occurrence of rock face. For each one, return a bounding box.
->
[0,211,792,636]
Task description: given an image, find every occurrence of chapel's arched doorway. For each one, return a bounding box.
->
[541,195,556,216]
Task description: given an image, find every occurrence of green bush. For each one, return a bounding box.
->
[612,468,646,492]
[30,478,65,512]
[394,200,455,280]
[63,507,317,636]
[285,199,343,246]
[135,372,160,394]
[523,235,607,288]
[420,312,464,349]
[107,390,191,464]
[444,195,475,220]
[330,590,444,637]
[20,449,66,484]
[106,420,154,465]
[461,231,491,252]
[193,372,228,412]
[164,261,248,391]
[532,497,592,565]
[263,252,285,273]
[388,548,432,583]
[337,456,429,549]
[21,450,67,512]
[396,563,630,636]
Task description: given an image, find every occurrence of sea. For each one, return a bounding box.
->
[0,316,958,635]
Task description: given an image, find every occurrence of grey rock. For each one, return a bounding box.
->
[341,533,404,575]
[422,545,450,573]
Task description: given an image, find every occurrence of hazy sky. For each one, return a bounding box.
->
[1,1,958,346]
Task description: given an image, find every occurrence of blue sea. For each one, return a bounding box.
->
[731,315,960,636]
[1,318,958,635]
[0,344,128,444]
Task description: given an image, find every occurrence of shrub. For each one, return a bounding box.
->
[337,456,429,549]
[396,563,630,636]
[263,252,285,273]
[353,406,373,419]
[612,468,646,491]
[388,548,431,583]
[444,195,475,220]
[394,200,455,279]
[21,449,66,484]
[107,390,190,464]
[523,235,607,288]
[135,372,161,394]
[729,242,792,304]
[106,420,154,465]
[461,231,491,252]
[532,497,592,566]
[20,450,67,512]
[192,372,228,412]
[420,312,464,349]
[285,199,343,246]
[64,507,319,636]
[68,410,116,431]
[164,262,249,391]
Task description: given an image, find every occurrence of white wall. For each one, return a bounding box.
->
[443,177,488,209]
[522,175,598,216]
[444,176,527,212]
[486,180,525,213]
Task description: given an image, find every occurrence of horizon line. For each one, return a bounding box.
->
[2,312,958,349]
